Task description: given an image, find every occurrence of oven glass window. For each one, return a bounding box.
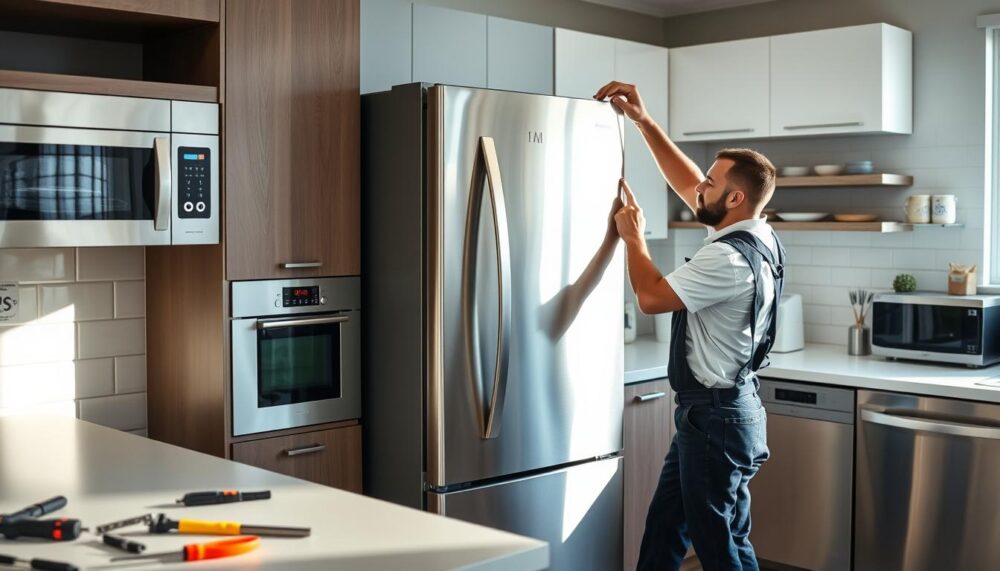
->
[257,322,341,407]
[0,142,154,220]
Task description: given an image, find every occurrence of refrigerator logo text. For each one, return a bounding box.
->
[528,131,543,144]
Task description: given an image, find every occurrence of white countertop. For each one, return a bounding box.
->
[0,416,548,571]
[623,335,669,384]
[766,344,1000,403]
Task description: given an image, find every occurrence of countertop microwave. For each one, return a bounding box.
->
[872,292,1000,367]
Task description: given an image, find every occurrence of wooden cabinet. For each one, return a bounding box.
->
[669,38,770,142]
[487,16,553,95]
[232,425,363,492]
[360,0,411,94]
[29,0,219,21]
[554,29,615,99]
[412,4,487,88]
[770,23,912,137]
[615,39,669,240]
[624,379,673,571]
[225,0,360,281]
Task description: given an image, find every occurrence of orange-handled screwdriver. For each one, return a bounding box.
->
[150,513,310,537]
[111,535,260,564]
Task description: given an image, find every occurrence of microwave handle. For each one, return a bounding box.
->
[153,137,171,231]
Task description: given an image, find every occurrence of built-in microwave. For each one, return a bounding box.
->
[0,88,218,247]
[872,293,1000,367]
[230,277,361,436]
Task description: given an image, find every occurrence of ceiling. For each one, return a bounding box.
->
[582,0,779,18]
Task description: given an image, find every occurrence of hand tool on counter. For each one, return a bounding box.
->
[110,536,260,565]
[102,534,145,554]
[0,519,81,542]
[148,514,310,538]
[93,514,153,536]
[175,490,271,507]
[0,553,77,571]
[0,498,67,525]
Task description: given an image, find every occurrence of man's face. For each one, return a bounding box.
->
[695,160,735,226]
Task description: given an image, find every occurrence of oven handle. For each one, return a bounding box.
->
[257,315,350,329]
[153,137,171,231]
[860,406,1000,440]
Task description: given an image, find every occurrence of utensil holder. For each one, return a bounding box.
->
[848,326,871,356]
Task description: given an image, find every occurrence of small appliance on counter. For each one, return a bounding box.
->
[772,294,804,353]
[872,292,1000,367]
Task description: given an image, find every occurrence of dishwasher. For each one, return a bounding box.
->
[750,379,855,571]
[855,390,1000,570]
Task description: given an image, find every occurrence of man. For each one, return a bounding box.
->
[595,81,785,571]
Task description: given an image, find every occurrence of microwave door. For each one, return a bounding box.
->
[0,125,171,247]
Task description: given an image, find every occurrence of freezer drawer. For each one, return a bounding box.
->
[856,390,1000,571]
[428,456,622,571]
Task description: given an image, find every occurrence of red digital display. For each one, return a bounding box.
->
[292,288,311,298]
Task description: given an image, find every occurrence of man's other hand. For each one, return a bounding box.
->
[614,179,646,244]
[594,81,649,125]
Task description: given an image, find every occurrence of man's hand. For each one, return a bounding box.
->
[614,179,645,245]
[605,194,624,241]
[594,81,649,125]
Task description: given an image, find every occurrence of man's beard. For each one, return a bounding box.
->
[696,191,729,226]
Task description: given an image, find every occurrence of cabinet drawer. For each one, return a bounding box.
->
[232,425,362,493]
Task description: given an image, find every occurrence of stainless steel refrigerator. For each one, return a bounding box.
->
[362,83,625,570]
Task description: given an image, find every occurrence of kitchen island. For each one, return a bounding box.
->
[0,416,548,570]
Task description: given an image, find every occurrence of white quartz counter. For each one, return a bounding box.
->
[0,416,548,570]
[623,335,669,384]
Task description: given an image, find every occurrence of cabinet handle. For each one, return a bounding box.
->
[682,128,754,136]
[282,262,322,269]
[284,443,326,457]
[634,391,666,402]
[783,121,863,130]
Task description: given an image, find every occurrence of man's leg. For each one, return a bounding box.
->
[731,469,759,570]
[732,405,769,570]
[636,438,690,570]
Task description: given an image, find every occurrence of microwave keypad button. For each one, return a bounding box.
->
[177,146,211,220]
[195,201,206,213]
[183,201,194,213]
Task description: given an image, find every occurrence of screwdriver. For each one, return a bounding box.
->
[149,513,309,538]
[0,497,67,525]
[176,490,271,506]
[111,535,260,564]
[0,519,81,541]
[0,553,77,571]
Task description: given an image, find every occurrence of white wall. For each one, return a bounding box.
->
[655,0,998,345]
[0,248,147,435]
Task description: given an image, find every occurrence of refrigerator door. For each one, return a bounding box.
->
[428,456,623,571]
[426,86,625,487]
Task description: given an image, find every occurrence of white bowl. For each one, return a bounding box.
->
[777,212,829,222]
[813,164,845,176]
[780,166,811,177]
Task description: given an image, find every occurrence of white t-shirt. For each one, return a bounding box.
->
[664,216,778,389]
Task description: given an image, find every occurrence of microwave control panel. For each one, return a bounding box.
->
[178,147,211,219]
[282,286,322,307]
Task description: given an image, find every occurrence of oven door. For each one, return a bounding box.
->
[231,311,361,436]
[0,125,171,247]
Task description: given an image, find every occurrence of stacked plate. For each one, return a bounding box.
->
[845,160,874,174]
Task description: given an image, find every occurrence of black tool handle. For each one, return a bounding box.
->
[242,491,271,502]
[103,534,145,554]
[0,497,67,524]
[0,519,81,541]
[27,559,78,571]
[180,490,271,506]
[0,554,15,565]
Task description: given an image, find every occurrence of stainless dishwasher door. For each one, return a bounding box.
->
[856,390,1000,571]
[751,379,855,571]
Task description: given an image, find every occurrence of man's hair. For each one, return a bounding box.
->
[715,148,776,210]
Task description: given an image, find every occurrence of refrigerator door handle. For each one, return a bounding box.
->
[462,136,512,440]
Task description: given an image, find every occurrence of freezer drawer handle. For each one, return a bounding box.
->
[783,121,863,131]
[634,391,666,402]
[682,128,755,136]
[284,444,326,457]
[461,136,512,440]
[153,137,171,231]
[282,262,323,269]
[860,407,1000,440]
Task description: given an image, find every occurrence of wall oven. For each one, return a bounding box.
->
[0,88,218,247]
[231,277,360,436]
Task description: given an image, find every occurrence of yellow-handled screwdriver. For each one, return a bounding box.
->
[149,513,310,538]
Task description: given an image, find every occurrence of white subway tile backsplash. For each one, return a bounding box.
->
[0,322,76,366]
[115,355,146,394]
[830,233,872,247]
[805,324,845,346]
[784,246,812,265]
[934,249,981,269]
[114,281,145,319]
[77,248,144,281]
[0,286,38,325]
[0,359,113,407]
[891,249,940,271]
[0,400,76,419]
[0,249,75,283]
[869,232,914,248]
[77,392,146,431]
[850,248,893,268]
[785,265,832,286]
[77,319,145,359]
[39,283,114,322]
[811,247,851,267]
[830,267,872,287]
[912,270,949,292]
[803,304,831,325]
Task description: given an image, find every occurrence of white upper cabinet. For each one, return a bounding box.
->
[615,39,669,240]
[555,29,616,99]
[360,0,412,95]
[412,4,487,88]
[669,38,770,142]
[488,17,554,95]
[770,23,912,137]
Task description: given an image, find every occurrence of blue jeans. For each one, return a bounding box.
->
[636,393,770,571]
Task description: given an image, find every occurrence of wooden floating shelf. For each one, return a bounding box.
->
[775,173,913,188]
[670,221,913,233]
[0,69,217,103]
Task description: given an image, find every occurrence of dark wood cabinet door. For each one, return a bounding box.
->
[231,425,362,492]
[225,0,360,280]
[624,379,673,571]
[30,0,220,21]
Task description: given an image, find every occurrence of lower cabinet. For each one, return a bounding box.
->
[232,425,363,493]
[623,379,673,571]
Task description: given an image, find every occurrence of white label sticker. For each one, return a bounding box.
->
[0,282,19,322]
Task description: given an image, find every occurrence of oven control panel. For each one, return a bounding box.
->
[178,146,211,219]
[282,286,324,307]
